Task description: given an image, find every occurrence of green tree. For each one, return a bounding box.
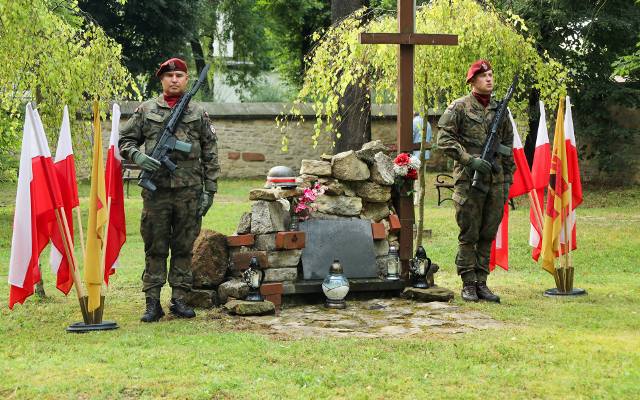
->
[193,0,273,99]
[77,0,199,95]
[258,0,331,87]
[493,0,640,182]
[280,0,567,150]
[0,0,136,179]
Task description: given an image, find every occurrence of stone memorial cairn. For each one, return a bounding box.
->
[189,140,444,313]
[226,139,401,286]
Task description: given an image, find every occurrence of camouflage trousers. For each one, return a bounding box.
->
[452,179,507,283]
[140,185,203,300]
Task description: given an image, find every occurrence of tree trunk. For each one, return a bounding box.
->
[331,0,372,153]
[190,39,211,99]
[523,88,540,169]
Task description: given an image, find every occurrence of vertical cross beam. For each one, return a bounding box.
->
[359,1,458,281]
[397,0,416,278]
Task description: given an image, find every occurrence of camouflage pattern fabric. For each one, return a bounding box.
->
[437,93,514,282]
[140,185,203,300]
[119,95,220,299]
[119,95,220,192]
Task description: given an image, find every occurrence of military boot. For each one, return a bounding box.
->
[169,298,196,318]
[461,281,479,302]
[476,281,500,303]
[140,297,165,322]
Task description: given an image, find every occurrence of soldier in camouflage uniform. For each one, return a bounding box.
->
[437,60,514,303]
[119,58,220,321]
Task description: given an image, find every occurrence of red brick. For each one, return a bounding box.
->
[242,152,266,162]
[227,151,241,160]
[226,234,255,247]
[371,222,386,240]
[388,214,401,232]
[275,231,306,250]
[260,282,284,296]
[231,251,268,270]
[264,293,282,307]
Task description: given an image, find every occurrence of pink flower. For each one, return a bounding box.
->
[295,202,308,213]
[394,153,410,166]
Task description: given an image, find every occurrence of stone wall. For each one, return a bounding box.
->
[112,102,446,179]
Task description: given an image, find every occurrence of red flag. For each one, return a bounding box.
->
[490,111,533,271]
[490,203,510,271]
[49,106,78,294]
[562,96,582,252]
[508,112,534,198]
[9,104,64,309]
[529,101,551,261]
[104,103,126,283]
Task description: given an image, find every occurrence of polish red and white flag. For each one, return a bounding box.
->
[529,101,551,261]
[9,104,65,309]
[103,103,126,283]
[560,96,583,252]
[490,110,534,271]
[49,105,78,295]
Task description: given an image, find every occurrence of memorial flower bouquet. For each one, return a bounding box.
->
[291,183,327,228]
[392,153,421,196]
[393,152,421,181]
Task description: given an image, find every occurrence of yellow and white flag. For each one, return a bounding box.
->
[84,101,107,311]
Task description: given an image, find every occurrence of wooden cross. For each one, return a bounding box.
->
[360,0,457,280]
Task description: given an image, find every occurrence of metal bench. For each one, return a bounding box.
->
[434,173,454,206]
[434,173,517,209]
[121,161,142,198]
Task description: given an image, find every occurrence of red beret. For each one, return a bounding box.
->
[466,59,492,83]
[155,58,188,78]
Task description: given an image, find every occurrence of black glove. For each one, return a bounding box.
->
[197,191,214,217]
[504,181,512,200]
[468,157,492,175]
[132,151,161,172]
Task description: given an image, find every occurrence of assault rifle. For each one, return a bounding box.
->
[471,74,519,193]
[138,63,211,191]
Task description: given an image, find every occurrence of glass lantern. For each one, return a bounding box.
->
[386,246,401,280]
[321,259,350,309]
[410,245,432,288]
[242,256,265,301]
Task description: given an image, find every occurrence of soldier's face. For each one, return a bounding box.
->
[471,70,493,95]
[161,71,189,96]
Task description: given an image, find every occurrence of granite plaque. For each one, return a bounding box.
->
[300,219,378,280]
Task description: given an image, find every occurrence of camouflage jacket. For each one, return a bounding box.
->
[437,93,514,184]
[119,96,220,192]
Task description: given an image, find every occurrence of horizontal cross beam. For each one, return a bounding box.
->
[359,33,458,46]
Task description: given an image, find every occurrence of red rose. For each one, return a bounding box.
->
[394,153,410,166]
[406,168,418,180]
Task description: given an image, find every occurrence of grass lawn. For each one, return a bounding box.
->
[0,175,639,399]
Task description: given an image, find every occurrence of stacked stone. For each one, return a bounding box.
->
[297,140,401,278]
[228,186,305,286]
[223,140,402,291]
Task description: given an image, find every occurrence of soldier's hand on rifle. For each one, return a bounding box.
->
[132,151,161,172]
[468,157,492,175]
[197,190,214,217]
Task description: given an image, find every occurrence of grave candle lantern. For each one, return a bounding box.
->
[410,245,432,288]
[387,246,401,280]
[322,259,350,309]
[242,256,265,301]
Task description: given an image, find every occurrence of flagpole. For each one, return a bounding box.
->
[527,190,544,233]
[566,183,573,290]
[54,207,91,323]
[74,206,86,259]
